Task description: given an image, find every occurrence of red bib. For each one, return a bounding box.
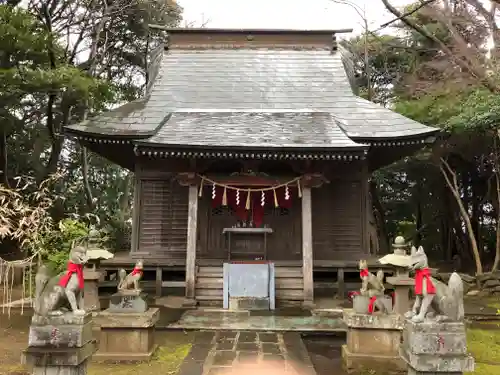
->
[59,262,84,289]
[131,267,142,276]
[368,296,377,313]
[360,268,369,277]
[414,268,436,295]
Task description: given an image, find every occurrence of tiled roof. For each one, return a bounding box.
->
[65,31,437,145]
[139,111,367,149]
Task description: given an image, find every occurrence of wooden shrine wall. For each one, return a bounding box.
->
[312,179,365,261]
[136,176,189,260]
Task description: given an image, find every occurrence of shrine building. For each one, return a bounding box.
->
[64,28,438,308]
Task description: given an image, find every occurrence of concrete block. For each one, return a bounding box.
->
[95,307,159,328]
[341,344,406,373]
[93,308,159,362]
[400,319,475,373]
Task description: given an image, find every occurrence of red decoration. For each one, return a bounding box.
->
[208,185,296,226]
[368,296,378,313]
[414,268,436,295]
[359,269,369,278]
[348,291,360,301]
[131,268,142,276]
[59,262,84,289]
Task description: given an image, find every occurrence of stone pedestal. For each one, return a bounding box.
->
[108,291,148,313]
[342,310,406,373]
[22,312,96,375]
[387,273,414,316]
[400,319,474,375]
[94,307,159,361]
[84,269,103,312]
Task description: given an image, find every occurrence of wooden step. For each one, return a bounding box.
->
[196,288,223,296]
[275,278,304,289]
[197,266,223,276]
[196,295,223,301]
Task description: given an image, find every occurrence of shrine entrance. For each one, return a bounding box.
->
[196,172,304,262]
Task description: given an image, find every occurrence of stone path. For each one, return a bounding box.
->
[178,331,316,375]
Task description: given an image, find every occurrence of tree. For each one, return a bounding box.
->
[0,0,182,254]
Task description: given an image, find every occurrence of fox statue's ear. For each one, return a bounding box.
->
[417,246,424,254]
[410,246,417,256]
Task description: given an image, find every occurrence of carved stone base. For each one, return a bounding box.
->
[94,308,159,362]
[400,319,474,374]
[23,312,96,375]
[342,310,406,373]
[108,291,148,313]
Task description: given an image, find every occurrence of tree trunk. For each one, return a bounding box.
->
[370,180,390,253]
[492,171,500,271]
[0,132,9,187]
[440,158,483,275]
[82,146,94,211]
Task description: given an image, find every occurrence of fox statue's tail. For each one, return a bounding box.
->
[376,270,385,282]
[376,270,385,291]
[448,272,464,320]
[33,265,50,316]
[117,269,127,289]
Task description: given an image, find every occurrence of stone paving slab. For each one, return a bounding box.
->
[167,310,346,331]
[178,330,317,375]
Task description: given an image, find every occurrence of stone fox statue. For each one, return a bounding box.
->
[358,259,388,313]
[33,246,88,316]
[405,246,464,322]
[117,260,143,292]
[359,259,385,297]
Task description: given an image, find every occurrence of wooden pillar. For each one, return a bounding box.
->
[156,267,162,298]
[131,177,141,253]
[184,184,199,307]
[360,160,369,253]
[337,268,345,299]
[301,186,314,307]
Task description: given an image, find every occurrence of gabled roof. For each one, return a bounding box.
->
[65,28,438,150]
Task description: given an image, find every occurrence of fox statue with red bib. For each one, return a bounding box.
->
[405,246,464,322]
[33,246,88,316]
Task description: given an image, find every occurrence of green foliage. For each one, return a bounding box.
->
[395,87,500,132]
[45,219,89,274]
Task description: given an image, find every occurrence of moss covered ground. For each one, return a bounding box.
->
[466,322,500,375]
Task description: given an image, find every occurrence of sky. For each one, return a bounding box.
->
[176,0,415,37]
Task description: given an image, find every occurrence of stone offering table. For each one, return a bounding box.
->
[22,312,96,375]
[400,319,474,375]
[342,309,406,373]
[94,291,159,361]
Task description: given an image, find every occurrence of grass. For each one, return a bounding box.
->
[87,331,193,375]
[466,323,500,375]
